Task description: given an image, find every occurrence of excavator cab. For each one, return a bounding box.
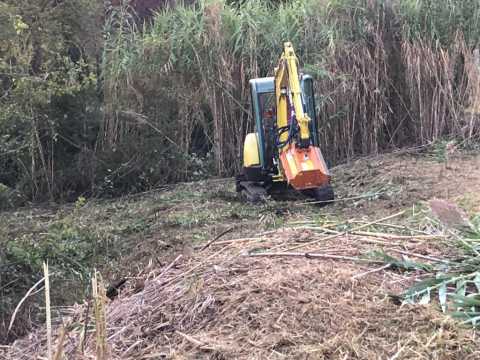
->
[248,75,320,173]
[237,42,334,204]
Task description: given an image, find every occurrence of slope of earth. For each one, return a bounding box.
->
[2,149,480,359]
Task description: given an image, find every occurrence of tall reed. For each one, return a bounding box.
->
[102,0,480,177]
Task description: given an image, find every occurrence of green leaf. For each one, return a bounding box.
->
[404,277,447,299]
[461,315,480,327]
[439,282,447,312]
[473,273,480,293]
[370,250,432,272]
[452,294,480,308]
[456,280,467,297]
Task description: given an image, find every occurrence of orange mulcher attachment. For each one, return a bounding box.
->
[274,42,331,191]
[279,143,330,190]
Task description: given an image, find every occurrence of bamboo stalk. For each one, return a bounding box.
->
[200,227,234,250]
[352,264,392,280]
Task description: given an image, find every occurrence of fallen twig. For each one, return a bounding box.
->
[355,237,401,246]
[352,264,392,280]
[210,237,261,246]
[157,255,183,279]
[78,297,91,355]
[200,227,235,250]
[349,221,431,235]
[248,251,384,264]
[296,192,385,206]
[175,330,216,351]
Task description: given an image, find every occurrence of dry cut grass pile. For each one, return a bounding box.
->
[4,219,480,359]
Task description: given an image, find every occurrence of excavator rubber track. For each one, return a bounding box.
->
[236,174,334,206]
[235,174,269,203]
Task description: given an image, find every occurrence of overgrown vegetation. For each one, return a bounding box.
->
[1,0,479,204]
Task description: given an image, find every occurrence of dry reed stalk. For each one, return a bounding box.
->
[77,297,91,355]
[352,264,392,280]
[7,276,45,334]
[352,230,444,240]
[92,272,108,360]
[53,326,66,360]
[44,261,52,360]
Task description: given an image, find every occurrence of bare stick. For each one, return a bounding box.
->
[352,264,392,280]
[210,237,261,246]
[44,262,52,360]
[92,272,108,360]
[356,237,401,246]
[286,211,406,252]
[296,192,385,206]
[292,226,340,235]
[200,227,234,250]
[349,220,430,235]
[7,276,45,334]
[248,251,384,264]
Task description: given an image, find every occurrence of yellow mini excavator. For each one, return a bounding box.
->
[236,42,334,205]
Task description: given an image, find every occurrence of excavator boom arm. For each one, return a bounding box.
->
[275,42,311,147]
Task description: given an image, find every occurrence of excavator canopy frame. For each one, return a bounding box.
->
[249,74,319,172]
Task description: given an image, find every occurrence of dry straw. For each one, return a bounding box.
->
[5,209,480,359]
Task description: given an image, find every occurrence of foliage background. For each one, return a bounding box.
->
[1,0,480,205]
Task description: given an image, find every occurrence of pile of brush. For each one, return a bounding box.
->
[4,203,480,359]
